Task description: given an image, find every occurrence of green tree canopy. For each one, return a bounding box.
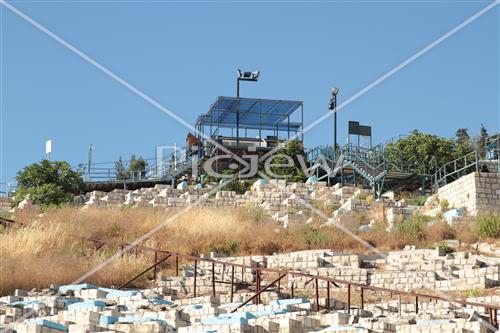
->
[128,155,148,178]
[262,140,307,182]
[15,160,85,208]
[115,156,129,180]
[384,130,470,174]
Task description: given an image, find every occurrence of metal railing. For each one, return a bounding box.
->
[0,182,16,197]
[80,236,499,327]
[76,148,191,184]
[432,151,479,191]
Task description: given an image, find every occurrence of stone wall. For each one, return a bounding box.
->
[437,172,500,216]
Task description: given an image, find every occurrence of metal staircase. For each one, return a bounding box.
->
[307,142,424,197]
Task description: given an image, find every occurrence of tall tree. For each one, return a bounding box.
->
[115,156,129,180]
[384,130,456,174]
[479,124,489,158]
[454,128,473,159]
[128,155,148,179]
[455,128,470,146]
[15,160,85,208]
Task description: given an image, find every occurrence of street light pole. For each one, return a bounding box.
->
[329,87,340,160]
[333,94,337,158]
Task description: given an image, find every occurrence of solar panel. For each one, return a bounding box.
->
[197,96,303,131]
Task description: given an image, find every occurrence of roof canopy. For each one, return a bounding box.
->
[196,96,303,131]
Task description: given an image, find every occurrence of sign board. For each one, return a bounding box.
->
[45,140,52,155]
[348,121,371,137]
[348,121,359,135]
[358,125,372,137]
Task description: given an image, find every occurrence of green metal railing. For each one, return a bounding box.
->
[0,182,16,197]
[431,151,479,191]
[76,148,192,184]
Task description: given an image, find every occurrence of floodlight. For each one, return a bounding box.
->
[328,97,336,110]
[243,71,252,79]
[237,69,242,78]
[251,70,260,80]
[332,87,339,96]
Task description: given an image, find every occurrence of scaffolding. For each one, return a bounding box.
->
[195,96,304,156]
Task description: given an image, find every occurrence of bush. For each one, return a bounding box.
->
[221,179,252,194]
[401,193,428,206]
[208,240,241,256]
[436,242,454,254]
[463,288,482,298]
[15,160,85,208]
[355,192,369,200]
[440,199,449,212]
[475,215,500,238]
[302,227,329,246]
[397,214,432,241]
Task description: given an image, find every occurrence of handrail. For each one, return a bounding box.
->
[82,236,500,314]
[432,151,479,191]
[79,146,191,183]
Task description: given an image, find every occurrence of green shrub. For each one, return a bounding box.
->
[247,205,268,222]
[208,239,241,256]
[436,242,454,254]
[475,215,500,238]
[440,199,449,212]
[402,193,428,206]
[302,227,328,246]
[398,214,432,241]
[463,288,481,298]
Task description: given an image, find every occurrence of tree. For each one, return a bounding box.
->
[479,124,489,158]
[455,128,470,146]
[262,140,307,182]
[15,160,85,208]
[115,156,129,180]
[454,128,473,159]
[384,130,456,174]
[128,154,148,179]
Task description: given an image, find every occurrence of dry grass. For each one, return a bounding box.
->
[0,206,483,295]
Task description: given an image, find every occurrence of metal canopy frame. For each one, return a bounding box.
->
[196,96,304,148]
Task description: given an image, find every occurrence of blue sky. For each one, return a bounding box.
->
[0,0,499,184]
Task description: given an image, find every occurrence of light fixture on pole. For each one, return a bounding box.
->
[236,69,260,97]
[329,87,339,159]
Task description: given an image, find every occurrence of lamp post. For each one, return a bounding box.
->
[329,87,340,159]
[235,69,260,147]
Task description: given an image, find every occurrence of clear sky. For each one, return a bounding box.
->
[0,0,499,185]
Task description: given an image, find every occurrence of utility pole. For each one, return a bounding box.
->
[88,144,93,182]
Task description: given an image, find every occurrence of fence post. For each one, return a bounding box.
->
[230,265,235,303]
[415,296,419,314]
[347,284,351,314]
[212,262,216,298]
[315,278,319,312]
[193,260,197,298]
[326,281,330,309]
[175,255,179,277]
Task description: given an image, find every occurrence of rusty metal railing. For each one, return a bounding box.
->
[82,236,499,328]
